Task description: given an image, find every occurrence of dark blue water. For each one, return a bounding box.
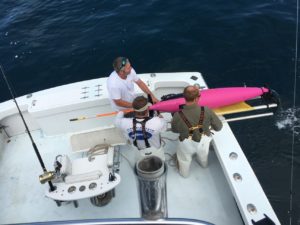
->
[0,0,299,224]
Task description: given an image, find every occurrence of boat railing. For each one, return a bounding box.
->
[16,218,215,225]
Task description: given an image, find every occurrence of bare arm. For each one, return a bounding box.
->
[135,79,159,103]
[113,99,132,108]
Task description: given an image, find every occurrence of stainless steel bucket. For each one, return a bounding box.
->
[136,156,167,220]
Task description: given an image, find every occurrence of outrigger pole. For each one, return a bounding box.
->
[69,102,278,122]
[0,65,56,192]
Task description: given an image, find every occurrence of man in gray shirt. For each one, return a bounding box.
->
[171,85,222,177]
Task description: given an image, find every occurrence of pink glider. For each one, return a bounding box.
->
[149,87,269,112]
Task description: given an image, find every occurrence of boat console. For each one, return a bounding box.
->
[44,126,126,207]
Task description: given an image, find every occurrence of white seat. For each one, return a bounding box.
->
[60,155,72,175]
[45,128,124,201]
[58,146,115,184]
[65,170,102,184]
[46,149,121,201]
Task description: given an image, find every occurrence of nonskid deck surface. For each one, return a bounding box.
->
[0,130,242,225]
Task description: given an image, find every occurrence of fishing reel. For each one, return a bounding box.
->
[39,171,56,184]
[39,155,64,184]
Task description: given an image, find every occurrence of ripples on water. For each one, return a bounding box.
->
[275,107,300,162]
[276,108,300,134]
[0,0,296,97]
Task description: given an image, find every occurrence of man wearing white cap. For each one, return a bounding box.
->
[115,96,167,160]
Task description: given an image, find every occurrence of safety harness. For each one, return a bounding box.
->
[132,117,151,149]
[178,106,205,140]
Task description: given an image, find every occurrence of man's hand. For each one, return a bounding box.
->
[136,79,160,104]
[150,95,159,104]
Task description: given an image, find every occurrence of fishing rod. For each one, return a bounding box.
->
[69,109,133,121]
[0,65,56,192]
[69,94,158,122]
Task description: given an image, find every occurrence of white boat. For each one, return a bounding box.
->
[0,72,281,225]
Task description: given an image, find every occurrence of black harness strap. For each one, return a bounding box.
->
[147,94,154,118]
[178,111,193,139]
[132,117,151,149]
[198,106,205,133]
[178,106,205,140]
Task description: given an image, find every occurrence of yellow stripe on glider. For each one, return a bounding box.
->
[214,102,254,116]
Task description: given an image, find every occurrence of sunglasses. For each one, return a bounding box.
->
[118,57,128,71]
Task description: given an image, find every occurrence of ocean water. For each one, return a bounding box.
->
[0,0,299,224]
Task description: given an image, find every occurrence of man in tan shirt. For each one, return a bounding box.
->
[171,85,222,177]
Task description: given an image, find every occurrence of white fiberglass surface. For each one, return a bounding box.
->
[0,129,242,225]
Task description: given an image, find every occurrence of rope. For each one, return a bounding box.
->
[289,0,299,223]
[87,144,109,161]
[165,152,178,168]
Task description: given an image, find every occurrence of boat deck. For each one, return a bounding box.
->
[0,129,242,225]
[0,72,280,225]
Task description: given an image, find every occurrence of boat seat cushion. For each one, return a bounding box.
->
[64,170,102,184]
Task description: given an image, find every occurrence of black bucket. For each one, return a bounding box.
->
[136,156,167,220]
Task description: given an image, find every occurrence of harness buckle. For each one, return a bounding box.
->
[189,125,202,131]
